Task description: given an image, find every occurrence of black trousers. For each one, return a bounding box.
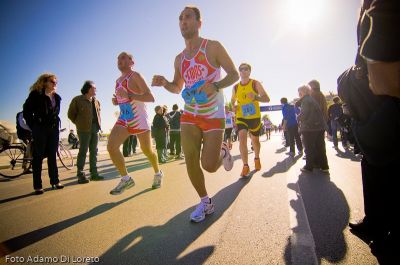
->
[123,135,137,157]
[32,126,59,190]
[169,131,181,156]
[301,130,329,170]
[287,124,303,153]
[361,158,398,234]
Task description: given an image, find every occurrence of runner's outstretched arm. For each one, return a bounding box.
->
[152,55,185,94]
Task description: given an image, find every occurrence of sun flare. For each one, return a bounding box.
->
[282,0,326,32]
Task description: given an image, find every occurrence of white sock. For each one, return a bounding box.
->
[155,170,162,176]
[220,148,226,158]
[122,175,130,181]
[201,196,210,204]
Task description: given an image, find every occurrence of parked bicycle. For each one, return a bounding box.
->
[0,128,74,178]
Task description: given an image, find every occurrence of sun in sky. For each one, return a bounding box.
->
[278,0,327,35]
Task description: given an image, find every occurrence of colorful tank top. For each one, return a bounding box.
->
[115,71,149,127]
[180,39,224,119]
[234,79,261,119]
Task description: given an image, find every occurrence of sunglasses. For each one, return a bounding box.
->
[48,80,57,85]
[181,80,208,104]
[239,67,249,72]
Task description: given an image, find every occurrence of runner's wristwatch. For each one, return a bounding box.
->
[212,82,220,92]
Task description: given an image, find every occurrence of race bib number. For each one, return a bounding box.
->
[226,118,232,125]
[241,103,256,117]
[119,103,134,120]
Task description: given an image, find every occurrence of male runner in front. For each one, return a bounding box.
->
[108,52,163,194]
[152,6,239,223]
[231,63,270,177]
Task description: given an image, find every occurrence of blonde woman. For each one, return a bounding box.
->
[23,73,64,194]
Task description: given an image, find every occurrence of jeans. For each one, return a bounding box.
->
[287,124,303,153]
[77,129,99,176]
[123,135,137,156]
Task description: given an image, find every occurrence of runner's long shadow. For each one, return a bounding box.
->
[262,156,301,178]
[284,173,349,264]
[94,178,251,265]
[0,188,153,257]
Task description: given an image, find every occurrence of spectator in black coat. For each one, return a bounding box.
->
[152,106,168,163]
[23,73,64,194]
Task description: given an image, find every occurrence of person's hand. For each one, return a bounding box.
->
[247,92,256,101]
[197,82,217,95]
[232,105,237,113]
[116,89,129,100]
[152,75,168,87]
[112,94,118,105]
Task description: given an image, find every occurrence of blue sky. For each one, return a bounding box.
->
[0,0,361,135]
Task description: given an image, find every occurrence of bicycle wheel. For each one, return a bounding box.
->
[57,144,74,170]
[0,145,28,178]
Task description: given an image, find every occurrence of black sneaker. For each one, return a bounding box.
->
[90,174,104,181]
[34,189,44,195]
[78,172,89,184]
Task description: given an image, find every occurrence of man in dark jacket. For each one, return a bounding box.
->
[68,129,79,149]
[328,97,345,149]
[281,97,303,156]
[152,105,168,163]
[297,84,329,173]
[344,1,400,262]
[68,81,102,183]
[168,104,182,159]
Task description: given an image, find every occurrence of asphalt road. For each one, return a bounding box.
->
[0,133,377,265]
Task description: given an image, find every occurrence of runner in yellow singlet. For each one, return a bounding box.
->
[231,63,270,177]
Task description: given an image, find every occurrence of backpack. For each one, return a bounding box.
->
[16,111,32,142]
[337,66,400,166]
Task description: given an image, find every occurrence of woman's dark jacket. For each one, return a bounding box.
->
[23,89,61,130]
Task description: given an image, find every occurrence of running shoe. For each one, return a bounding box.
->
[240,164,250,177]
[222,142,234,171]
[254,157,261,171]
[190,199,215,223]
[110,177,135,195]
[152,170,163,189]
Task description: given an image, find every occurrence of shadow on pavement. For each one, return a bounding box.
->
[284,172,350,264]
[93,162,152,180]
[275,147,288,154]
[0,192,36,204]
[0,188,154,257]
[94,178,251,265]
[334,148,362,162]
[262,156,301,178]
